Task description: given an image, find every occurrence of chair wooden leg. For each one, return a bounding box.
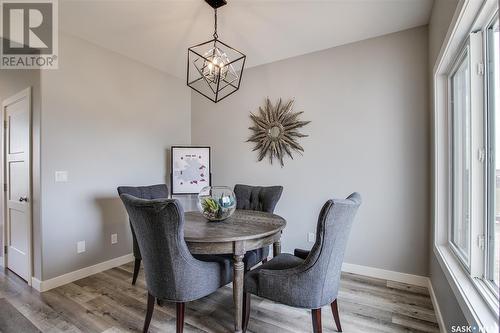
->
[242,292,251,332]
[311,308,322,333]
[330,299,342,332]
[143,292,155,333]
[132,258,141,285]
[176,302,185,333]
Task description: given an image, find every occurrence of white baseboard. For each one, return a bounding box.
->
[428,278,447,333]
[31,253,133,292]
[341,262,429,287]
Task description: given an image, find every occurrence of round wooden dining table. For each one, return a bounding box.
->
[184,210,286,333]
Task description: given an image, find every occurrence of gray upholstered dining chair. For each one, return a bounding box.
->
[117,184,170,285]
[233,184,283,270]
[242,193,361,333]
[119,194,233,333]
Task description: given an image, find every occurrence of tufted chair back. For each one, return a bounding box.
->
[234,184,283,213]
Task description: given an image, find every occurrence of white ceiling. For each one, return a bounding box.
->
[60,0,434,79]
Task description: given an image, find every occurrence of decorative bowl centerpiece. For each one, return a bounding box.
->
[198,186,236,221]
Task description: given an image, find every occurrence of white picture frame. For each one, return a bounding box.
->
[171,146,211,195]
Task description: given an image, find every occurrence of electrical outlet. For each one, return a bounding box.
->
[55,171,68,183]
[77,241,86,253]
[111,233,118,244]
[308,232,316,243]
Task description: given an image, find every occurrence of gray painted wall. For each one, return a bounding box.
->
[428,0,468,329]
[39,34,191,280]
[192,27,430,276]
[0,62,42,279]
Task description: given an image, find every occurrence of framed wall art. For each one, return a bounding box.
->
[171,146,211,195]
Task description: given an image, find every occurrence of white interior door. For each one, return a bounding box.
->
[3,88,31,283]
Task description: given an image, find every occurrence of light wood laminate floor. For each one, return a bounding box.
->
[0,262,440,333]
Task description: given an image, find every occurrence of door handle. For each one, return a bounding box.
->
[19,197,28,202]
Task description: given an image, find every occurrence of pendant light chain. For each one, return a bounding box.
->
[213,7,218,40]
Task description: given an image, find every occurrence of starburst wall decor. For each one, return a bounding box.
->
[247,98,310,167]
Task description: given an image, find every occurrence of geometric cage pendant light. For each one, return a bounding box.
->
[187,0,246,103]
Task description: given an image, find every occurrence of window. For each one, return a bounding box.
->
[451,47,472,266]
[434,1,499,329]
[486,17,499,290]
[447,10,499,304]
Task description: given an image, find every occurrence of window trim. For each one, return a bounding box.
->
[434,246,498,331]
